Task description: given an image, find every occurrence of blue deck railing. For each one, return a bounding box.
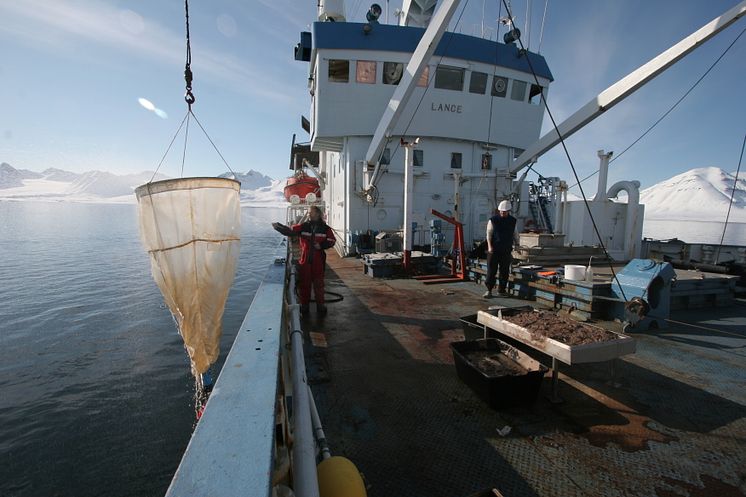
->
[165,244,287,497]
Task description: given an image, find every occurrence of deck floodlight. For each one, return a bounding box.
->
[305,192,318,204]
[290,194,301,205]
[367,3,382,23]
[503,28,521,45]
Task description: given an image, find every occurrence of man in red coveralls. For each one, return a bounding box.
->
[273,206,336,316]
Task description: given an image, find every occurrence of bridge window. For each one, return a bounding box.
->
[491,76,507,97]
[529,84,544,105]
[383,62,403,85]
[417,66,430,87]
[434,65,464,91]
[451,152,462,169]
[413,150,424,168]
[356,60,376,84]
[328,59,349,82]
[469,72,488,94]
[511,80,527,101]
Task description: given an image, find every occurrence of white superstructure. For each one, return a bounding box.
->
[292,0,746,261]
[297,13,552,255]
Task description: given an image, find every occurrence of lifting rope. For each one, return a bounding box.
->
[715,133,746,262]
[499,0,629,301]
[183,0,195,109]
[148,0,236,182]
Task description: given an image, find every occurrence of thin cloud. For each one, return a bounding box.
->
[0,0,297,105]
[253,0,310,30]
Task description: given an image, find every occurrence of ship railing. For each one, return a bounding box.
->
[284,255,324,497]
[165,240,326,497]
[166,241,304,497]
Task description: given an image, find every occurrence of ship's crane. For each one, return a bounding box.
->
[361,0,461,269]
[511,0,746,174]
[363,0,461,194]
[360,0,745,267]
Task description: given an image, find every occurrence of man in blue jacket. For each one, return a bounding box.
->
[484,200,517,298]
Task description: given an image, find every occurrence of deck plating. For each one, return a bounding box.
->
[307,252,746,497]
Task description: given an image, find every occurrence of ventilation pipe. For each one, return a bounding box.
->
[607,180,642,260]
[593,150,613,202]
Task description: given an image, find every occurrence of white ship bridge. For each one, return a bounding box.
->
[297,18,554,254]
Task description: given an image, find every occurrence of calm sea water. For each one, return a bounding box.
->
[0,202,283,497]
[1,203,744,497]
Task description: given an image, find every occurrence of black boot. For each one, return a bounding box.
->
[316,303,327,316]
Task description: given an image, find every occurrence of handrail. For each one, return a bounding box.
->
[287,264,321,497]
[165,244,286,497]
[165,241,329,497]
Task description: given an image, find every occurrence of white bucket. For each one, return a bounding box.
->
[565,264,586,281]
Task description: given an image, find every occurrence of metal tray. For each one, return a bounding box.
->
[477,309,636,365]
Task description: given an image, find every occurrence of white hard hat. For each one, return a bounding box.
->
[498,200,512,212]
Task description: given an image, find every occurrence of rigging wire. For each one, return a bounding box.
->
[149,0,237,181]
[715,133,746,262]
[149,111,190,182]
[486,8,501,146]
[481,0,486,37]
[464,5,504,225]
[524,0,531,51]
[180,113,191,178]
[499,0,628,301]
[664,318,746,339]
[190,111,238,176]
[495,0,502,40]
[537,0,549,53]
[569,26,746,190]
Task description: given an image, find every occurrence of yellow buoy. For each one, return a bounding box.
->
[317,456,367,497]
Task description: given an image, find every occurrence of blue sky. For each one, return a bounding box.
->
[0,0,744,193]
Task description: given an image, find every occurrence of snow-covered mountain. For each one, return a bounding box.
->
[641,167,746,222]
[1,163,26,188]
[0,162,45,188]
[3,162,744,218]
[239,179,285,207]
[0,163,286,207]
[219,169,274,190]
[66,170,164,197]
[42,167,81,182]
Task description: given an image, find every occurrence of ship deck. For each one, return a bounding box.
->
[305,253,746,497]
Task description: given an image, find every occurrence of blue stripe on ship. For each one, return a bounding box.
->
[312,22,554,82]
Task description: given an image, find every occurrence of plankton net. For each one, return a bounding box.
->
[135,178,241,377]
